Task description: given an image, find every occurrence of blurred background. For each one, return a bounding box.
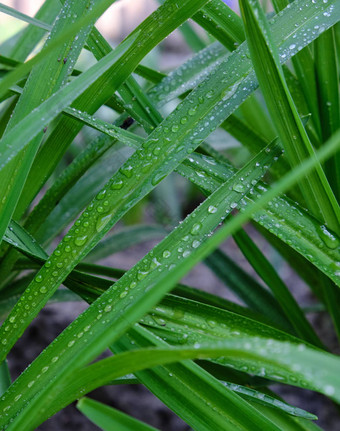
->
[0,1,338,430]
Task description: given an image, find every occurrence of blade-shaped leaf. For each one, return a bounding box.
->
[239,0,340,235]
[77,397,159,431]
[0,142,281,428]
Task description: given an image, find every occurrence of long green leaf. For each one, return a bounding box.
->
[114,327,321,431]
[239,0,340,235]
[315,26,340,199]
[36,332,340,422]
[1,130,339,429]
[0,0,102,243]
[0,142,281,428]
[232,228,322,346]
[205,249,291,330]
[179,153,340,288]
[16,0,339,223]
[77,397,159,431]
[14,0,211,219]
[0,3,51,31]
[8,0,60,62]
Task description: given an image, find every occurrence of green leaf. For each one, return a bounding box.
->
[2,129,339,429]
[113,327,321,431]
[29,326,333,428]
[315,26,340,199]
[0,0,122,99]
[0,142,281,429]
[179,153,340,288]
[14,0,212,220]
[0,289,80,322]
[77,397,159,431]
[0,0,101,243]
[205,249,291,330]
[4,220,47,261]
[1,2,340,428]
[232,229,322,346]
[239,0,340,235]
[8,0,60,62]
[179,21,207,52]
[74,333,340,404]
[85,225,167,262]
[0,3,51,31]
[0,360,10,396]
[219,383,317,420]
[10,0,337,231]
[193,0,245,50]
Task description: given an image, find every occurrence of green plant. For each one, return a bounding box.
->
[0,0,339,429]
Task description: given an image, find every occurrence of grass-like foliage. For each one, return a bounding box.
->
[0,0,339,429]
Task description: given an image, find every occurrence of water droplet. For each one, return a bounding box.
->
[192,240,200,248]
[152,172,167,186]
[39,286,47,294]
[35,275,43,283]
[208,205,217,214]
[75,235,88,246]
[120,165,133,178]
[207,320,216,328]
[137,270,148,280]
[188,106,198,116]
[191,223,202,235]
[317,225,339,249]
[163,250,171,258]
[233,183,245,193]
[96,214,112,233]
[104,305,112,312]
[150,257,161,269]
[111,180,123,190]
[96,190,107,200]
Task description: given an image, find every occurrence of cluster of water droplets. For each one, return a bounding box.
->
[149,42,228,106]
[277,0,336,62]
[241,178,340,282]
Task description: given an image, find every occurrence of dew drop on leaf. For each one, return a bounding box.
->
[232,183,245,193]
[74,235,88,246]
[96,214,112,233]
[191,223,202,235]
[316,225,339,249]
